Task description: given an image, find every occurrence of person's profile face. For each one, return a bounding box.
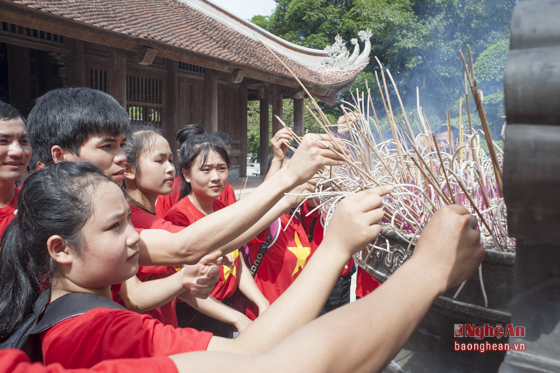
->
[65,132,128,186]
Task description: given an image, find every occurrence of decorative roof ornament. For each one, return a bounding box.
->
[321,29,373,70]
[346,38,360,66]
[321,34,349,69]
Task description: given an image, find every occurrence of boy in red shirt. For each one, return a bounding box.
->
[0,101,31,238]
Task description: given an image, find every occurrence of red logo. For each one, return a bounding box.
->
[454,324,464,338]
[454,324,526,340]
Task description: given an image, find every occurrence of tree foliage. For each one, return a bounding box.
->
[247,0,515,157]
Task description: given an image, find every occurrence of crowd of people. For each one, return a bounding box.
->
[0,87,484,372]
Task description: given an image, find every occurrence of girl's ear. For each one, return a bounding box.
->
[182,168,191,183]
[124,162,136,181]
[46,235,74,265]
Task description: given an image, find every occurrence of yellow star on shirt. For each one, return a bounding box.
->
[222,249,239,284]
[288,232,311,276]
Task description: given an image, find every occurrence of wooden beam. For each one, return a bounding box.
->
[293,90,306,99]
[67,38,86,87]
[0,34,68,54]
[272,85,283,135]
[259,91,269,176]
[125,47,158,65]
[203,69,218,133]
[293,98,304,137]
[108,48,126,107]
[165,60,179,153]
[232,69,245,83]
[239,84,248,177]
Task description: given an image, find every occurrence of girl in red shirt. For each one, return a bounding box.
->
[108,126,221,327]
[166,135,269,334]
[122,127,248,336]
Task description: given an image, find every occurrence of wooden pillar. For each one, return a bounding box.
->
[7,45,31,116]
[272,85,283,135]
[67,39,86,87]
[203,69,218,133]
[108,48,126,107]
[293,98,304,137]
[239,84,248,177]
[259,91,269,176]
[165,60,179,153]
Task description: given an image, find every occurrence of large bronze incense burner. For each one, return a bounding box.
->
[355,230,514,373]
[353,0,560,371]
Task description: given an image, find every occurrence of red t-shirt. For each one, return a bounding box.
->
[0,187,19,239]
[219,183,236,206]
[165,197,239,301]
[130,205,183,233]
[301,201,354,277]
[41,308,212,369]
[155,177,236,218]
[111,205,182,326]
[245,214,316,320]
[355,266,381,298]
[0,349,178,373]
[155,177,181,218]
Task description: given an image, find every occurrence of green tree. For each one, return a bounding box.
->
[249,0,515,152]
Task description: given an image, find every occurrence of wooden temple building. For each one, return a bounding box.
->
[0,0,367,176]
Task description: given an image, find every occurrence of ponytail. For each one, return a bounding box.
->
[0,221,49,341]
[0,162,110,342]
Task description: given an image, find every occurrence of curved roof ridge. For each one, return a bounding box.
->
[185,0,329,57]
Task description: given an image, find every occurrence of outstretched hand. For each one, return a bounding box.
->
[323,185,393,258]
[283,133,349,185]
[181,250,221,299]
[271,128,293,160]
[411,205,485,295]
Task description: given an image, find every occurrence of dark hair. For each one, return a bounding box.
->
[0,100,27,125]
[123,125,164,178]
[27,88,130,166]
[27,151,42,173]
[178,135,231,199]
[176,124,205,149]
[0,162,110,341]
[434,125,459,139]
[211,132,232,146]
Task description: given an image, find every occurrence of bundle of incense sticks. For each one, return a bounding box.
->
[261,39,514,258]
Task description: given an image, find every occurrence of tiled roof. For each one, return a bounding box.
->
[10,0,366,86]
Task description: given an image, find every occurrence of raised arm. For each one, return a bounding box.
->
[207,186,392,354]
[178,293,252,333]
[264,128,292,181]
[137,134,346,266]
[237,259,269,315]
[169,205,484,373]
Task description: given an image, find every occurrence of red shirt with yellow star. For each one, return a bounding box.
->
[165,197,240,301]
[245,213,316,320]
[301,201,354,277]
